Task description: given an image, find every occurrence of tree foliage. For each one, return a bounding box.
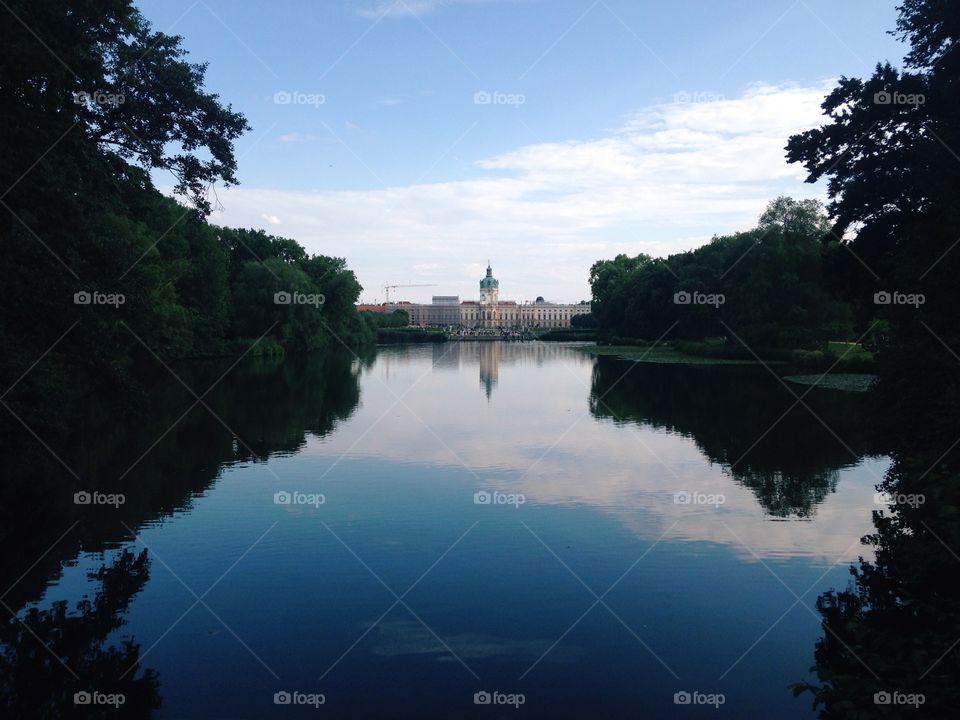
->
[0,0,371,426]
[783,1,960,716]
[786,0,960,406]
[589,199,852,349]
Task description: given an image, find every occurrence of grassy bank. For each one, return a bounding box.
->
[783,373,878,392]
[578,339,877,372]
[578,345,768,365]
[532,329,599,342]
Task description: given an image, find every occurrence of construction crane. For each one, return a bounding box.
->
[382,283,437,303]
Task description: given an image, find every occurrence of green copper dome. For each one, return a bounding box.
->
[479,263,499,289]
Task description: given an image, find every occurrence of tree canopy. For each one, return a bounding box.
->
[0,0,372,427]
[589,198,852,349]
[786,0,960,408]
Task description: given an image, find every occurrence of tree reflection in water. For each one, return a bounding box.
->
[0,549,160,718]
[589,357,880,518]
[794,417,960,718]
[0,349,366,718]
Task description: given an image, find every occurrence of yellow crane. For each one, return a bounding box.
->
[382,283,437,303]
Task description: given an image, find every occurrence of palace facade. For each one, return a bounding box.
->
[393,263,590,329]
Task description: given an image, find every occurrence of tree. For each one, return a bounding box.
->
[0,0,371,432]
[0,0,249,215]
[786,0,960,408]
[588,254,651,334]
[570,312,597,329]
[587,199,852,348]
[758,196,831,238]
[785,3,960,715]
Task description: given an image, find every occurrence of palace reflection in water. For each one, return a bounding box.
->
[429,341,582,399]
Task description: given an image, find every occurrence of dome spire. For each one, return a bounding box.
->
[479,261,498,290]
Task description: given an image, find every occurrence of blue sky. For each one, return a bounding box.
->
[139,0,905,303]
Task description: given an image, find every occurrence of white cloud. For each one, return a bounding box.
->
[278,132,318,143]
[210,81,832,303]
[260,213,281,225]
[358,0,514,19]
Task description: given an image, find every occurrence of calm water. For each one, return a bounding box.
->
[3,342,889,718]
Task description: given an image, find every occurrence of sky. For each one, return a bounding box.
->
[137,0,906,303]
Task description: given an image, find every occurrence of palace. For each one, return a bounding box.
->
[393,263,590,329]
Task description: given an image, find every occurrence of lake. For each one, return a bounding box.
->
[2,342,889,718]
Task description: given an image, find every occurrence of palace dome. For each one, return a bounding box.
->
[479,263,499,289]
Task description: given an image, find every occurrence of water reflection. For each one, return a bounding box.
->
[0,342,900,718]
[798,413,960,717]
[1,352,364,602]
[589,357,881,518]
[0,549,160,718]
[310,343,884,561]
[0,351,365,715]
[428,341,573,399]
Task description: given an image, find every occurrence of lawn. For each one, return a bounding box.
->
[825,341,874,362]
[576,345,772,365]
[783,373,878,392]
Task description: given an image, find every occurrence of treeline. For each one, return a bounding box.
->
[0,0,371,422]
[358,309,447,343]
[592,0,960,416]
[590,198,854,350]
